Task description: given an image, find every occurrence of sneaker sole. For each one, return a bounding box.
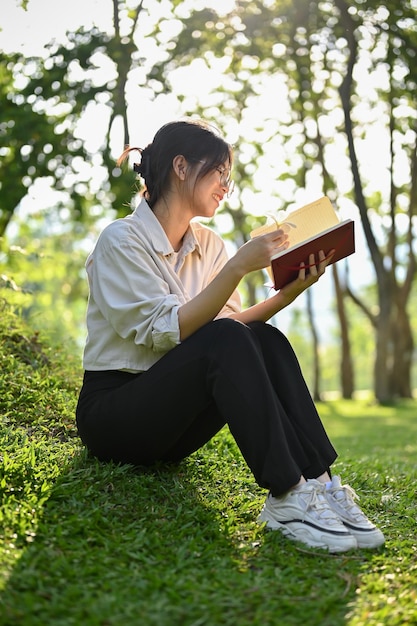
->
[258,513,357,553]
[342,524,385,549]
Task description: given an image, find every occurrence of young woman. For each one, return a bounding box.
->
[76,119,384,553]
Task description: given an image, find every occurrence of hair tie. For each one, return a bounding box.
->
[133,151,152,182]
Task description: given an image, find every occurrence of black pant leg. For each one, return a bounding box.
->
[76,319,336,495]
[245,321,337,479]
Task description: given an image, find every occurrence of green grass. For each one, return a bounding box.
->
[1,298,417,625]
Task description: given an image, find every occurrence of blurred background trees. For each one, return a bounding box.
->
[1,0,416,402]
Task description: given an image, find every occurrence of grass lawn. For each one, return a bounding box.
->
[1,304,416,625]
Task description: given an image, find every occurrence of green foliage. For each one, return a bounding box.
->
[0,298,81,572]
[0,230,88,348]
[0,27,137,238]
[1,297,417,625]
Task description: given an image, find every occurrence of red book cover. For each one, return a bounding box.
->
[270,219,355,290]
[250,196,355,290]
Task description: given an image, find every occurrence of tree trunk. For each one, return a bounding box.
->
[332,264,354,399]
[373,291,393,403]
[335,0,415,402]
[390,302,414,398]
[306,289,321,401]
[314,114,355,400]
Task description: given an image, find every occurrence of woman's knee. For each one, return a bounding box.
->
[247,321,296,355]
[213,318,259,340]
[203,318,262,353]
[248,320,287,342]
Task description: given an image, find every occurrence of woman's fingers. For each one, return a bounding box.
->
[299,249,335,282]
[309,253,318,277]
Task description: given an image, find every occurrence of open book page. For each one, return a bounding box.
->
[249,196,354,289]
[250,196,340,249]
[282,197,340,248]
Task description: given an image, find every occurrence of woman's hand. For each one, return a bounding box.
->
[229,248,335,326]
[232,230,289,276]
[279,249,335,303]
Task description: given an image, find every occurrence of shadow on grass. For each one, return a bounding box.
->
[0,441,384,626]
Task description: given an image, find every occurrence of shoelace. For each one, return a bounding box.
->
[331,483,365,520]
[296,484,340,524]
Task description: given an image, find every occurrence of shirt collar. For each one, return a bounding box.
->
[133,197,202,258]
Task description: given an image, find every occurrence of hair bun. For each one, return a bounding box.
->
[134,146,152,181]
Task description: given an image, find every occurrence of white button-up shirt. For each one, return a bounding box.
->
[82,198,241,372]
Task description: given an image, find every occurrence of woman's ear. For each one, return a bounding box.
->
[172,155,187,180]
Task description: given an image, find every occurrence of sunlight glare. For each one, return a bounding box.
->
[0,0,113,55]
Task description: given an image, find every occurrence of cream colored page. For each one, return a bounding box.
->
[250,197,339,249]
[284,197,339,248]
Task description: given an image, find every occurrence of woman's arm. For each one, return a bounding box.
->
[178,229,287,340]
[178,247,334,340]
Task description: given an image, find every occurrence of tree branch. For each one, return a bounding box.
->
[334,0,386,283]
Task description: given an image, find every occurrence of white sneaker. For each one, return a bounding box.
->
[258,480,357,553]
[324,476,385,549]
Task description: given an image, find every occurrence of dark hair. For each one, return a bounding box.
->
[117,119,233,208]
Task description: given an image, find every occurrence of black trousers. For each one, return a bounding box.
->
[76,319,337,496]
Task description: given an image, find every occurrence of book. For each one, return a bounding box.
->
[250,196,355,290]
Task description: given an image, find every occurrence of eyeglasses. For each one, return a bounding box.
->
[215,166,235,197]
[196,160,235,197]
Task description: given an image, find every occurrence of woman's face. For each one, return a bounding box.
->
[188,161,233,219]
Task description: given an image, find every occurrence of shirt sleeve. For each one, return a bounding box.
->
[88,228,183,353]
[195,226,241,318]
